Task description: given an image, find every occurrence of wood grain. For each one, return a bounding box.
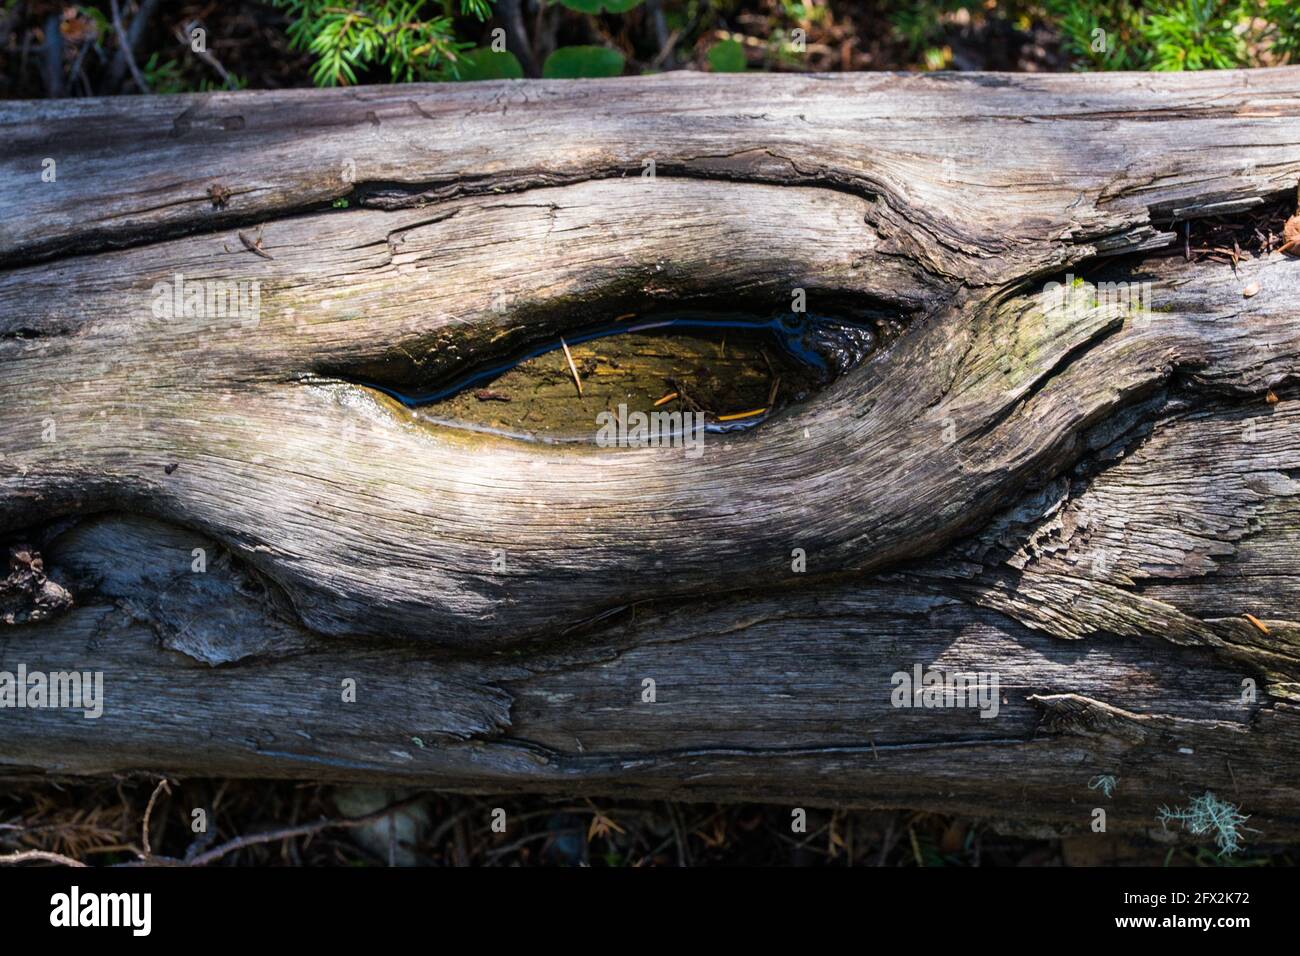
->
[3,70,1300,839]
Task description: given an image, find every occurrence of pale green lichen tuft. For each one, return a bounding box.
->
[1088,774,1117,798]
[1157,792,1254,857]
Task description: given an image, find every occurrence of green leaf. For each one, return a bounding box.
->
[456,47,524,81]
[707,38,747,72]
[542,46,625,79]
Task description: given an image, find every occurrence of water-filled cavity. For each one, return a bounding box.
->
[357,310,899,442]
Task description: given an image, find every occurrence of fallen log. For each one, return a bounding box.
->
[3,69,1300,842]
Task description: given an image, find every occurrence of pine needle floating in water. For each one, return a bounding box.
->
[717,407,767,422]
[559,336,582,398]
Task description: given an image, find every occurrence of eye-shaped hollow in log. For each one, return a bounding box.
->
[344,309,904,443]
[0,174,958,649]
[6,145,1299,654]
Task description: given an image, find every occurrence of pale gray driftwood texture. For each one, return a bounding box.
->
[2,70,1299,839]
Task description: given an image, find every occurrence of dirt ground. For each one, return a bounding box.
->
[4,777,1294,866]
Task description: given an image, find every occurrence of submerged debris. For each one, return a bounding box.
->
[381,311,899,441]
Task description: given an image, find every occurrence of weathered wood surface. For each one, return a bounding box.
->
[3,69,1300,841]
